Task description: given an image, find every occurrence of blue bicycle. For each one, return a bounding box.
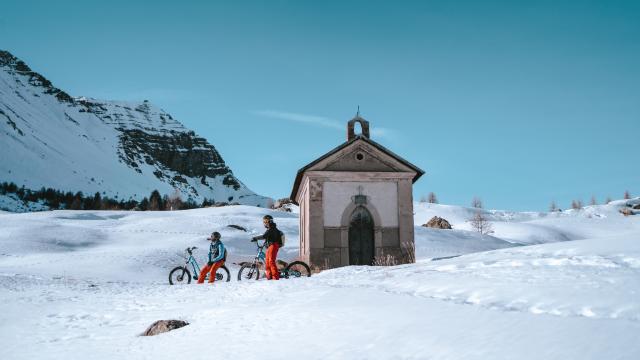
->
[237,239,311,281]
[169,246,231,285]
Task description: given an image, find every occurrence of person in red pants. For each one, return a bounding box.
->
[252,215,283,280]
[198,231,226,284]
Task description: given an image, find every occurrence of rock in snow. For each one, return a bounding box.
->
[423,216,453,229]
[142,320,189,336]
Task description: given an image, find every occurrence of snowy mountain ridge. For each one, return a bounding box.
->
[0,50,269,209]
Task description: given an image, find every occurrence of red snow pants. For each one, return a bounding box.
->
[198,260,224,284]
[265,243,280,280]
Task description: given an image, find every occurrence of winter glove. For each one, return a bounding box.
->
[207,261,213,266]
[251,236,259,242]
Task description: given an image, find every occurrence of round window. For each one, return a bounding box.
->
[355,152,365,161]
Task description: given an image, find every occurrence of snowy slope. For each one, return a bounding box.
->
[415,200,640,245]
[0,50,268,208]
[1,201,640,359]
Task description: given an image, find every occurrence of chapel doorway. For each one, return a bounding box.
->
[348,206,375,265]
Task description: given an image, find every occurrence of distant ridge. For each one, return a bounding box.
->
[0,50,269,210]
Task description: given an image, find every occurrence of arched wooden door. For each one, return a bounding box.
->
[348,206,375,265]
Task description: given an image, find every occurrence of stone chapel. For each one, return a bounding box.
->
[290,115,424,269]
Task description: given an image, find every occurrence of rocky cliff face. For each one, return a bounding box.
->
[0,50,269,208]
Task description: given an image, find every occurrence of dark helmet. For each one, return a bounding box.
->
[208,231,221,241]
[263,215,275,227]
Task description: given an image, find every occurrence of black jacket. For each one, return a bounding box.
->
[254,224,282,246]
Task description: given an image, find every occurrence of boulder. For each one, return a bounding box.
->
[423,216,452,229]
[620,208,639,216]
[271,198,295,212]
[142,320,189,336]
[227,224,247,232]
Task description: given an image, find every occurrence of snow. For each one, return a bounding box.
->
[0,193,49,212]
[1,200,640,359]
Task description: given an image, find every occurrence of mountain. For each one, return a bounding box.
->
[0,50,269,209]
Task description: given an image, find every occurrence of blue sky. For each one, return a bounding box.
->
[1,0,638,211]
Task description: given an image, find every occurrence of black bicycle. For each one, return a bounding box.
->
[237,239,311,281]
[169,246,231,285]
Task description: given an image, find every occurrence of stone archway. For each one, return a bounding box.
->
[348,206,375,265]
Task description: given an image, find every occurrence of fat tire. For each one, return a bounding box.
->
[169,266,191,285]
[284,261,311,278]
[237,263,260,281]
[217,265,231,282]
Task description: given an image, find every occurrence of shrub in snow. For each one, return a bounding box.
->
[373,254,398,266]
[468,211,494,235]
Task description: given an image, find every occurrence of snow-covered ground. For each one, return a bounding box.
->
[1,200,639,359]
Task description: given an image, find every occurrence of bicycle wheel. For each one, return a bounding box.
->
[237,263,260,281]
[169,266,191,285]
[215,265,231,282]
[284,261,311,279]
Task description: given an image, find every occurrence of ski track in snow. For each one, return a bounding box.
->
[1,202,640,359]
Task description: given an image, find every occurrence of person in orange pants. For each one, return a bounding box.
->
[265,241,280,280]
[252,215,283,280]
[198,232,226,284]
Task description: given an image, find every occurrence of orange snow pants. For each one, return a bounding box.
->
[265,243,280,280]
[198,260,225,284]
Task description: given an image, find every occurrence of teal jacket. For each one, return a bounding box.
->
[208,240,226,263]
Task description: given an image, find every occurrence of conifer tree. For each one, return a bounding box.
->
[149,190,163,211]
[93,192,102,210]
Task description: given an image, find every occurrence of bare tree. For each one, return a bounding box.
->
[590,195,597,206]
[167,189,183,211]
[471,197,483,209]
[469,210,494,235]
[419,194,428,203]
[549,201,557,212]
[571,200,583,210]
[624,190,631,200]
[605,196,612,204]
[428,192,438,204]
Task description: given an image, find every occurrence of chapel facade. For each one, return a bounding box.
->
[290,115,424,269]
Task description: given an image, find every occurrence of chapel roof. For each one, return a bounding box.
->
[289,116,425,202]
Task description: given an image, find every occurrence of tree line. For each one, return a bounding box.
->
[0,182,217,211]
[420,190,635,212]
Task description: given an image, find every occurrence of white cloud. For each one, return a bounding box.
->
[251,109,395,141]
[251,110,343,130]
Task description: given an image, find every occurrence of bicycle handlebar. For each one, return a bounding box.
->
[250,238,265,248]
[185,246,197,255]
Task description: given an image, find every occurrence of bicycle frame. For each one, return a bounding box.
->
[185,254,200,277]
[246,241,287,277]
[237,240,311,281]
[182,247,206,280]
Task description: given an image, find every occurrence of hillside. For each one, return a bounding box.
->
[0,50,269,209]
[1,199,639,359]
